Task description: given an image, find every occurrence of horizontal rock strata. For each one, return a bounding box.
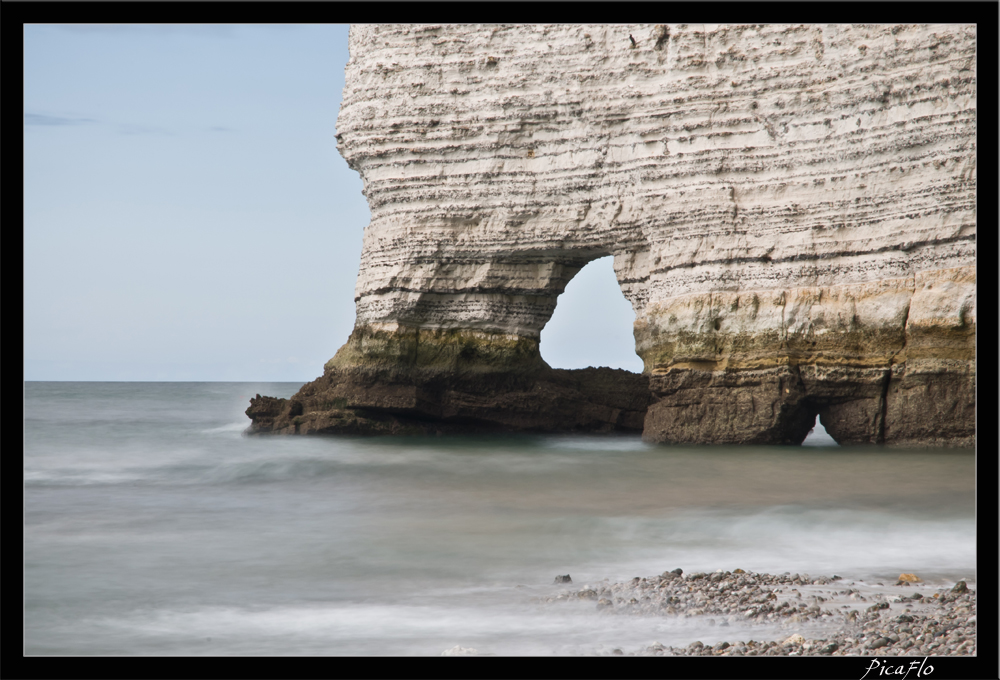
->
[248,24,975,445]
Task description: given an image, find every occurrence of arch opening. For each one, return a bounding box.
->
[801,413,839,447]
[539,256,643,373]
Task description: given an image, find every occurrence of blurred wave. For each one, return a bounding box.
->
[24,382,976,656]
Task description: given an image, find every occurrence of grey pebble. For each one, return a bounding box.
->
[867,637,890,650]
[539,568,977,657]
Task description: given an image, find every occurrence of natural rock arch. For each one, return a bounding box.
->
[248,24,975,447]
[539,255,644,373]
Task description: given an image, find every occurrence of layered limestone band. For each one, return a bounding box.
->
[247,24,976,446]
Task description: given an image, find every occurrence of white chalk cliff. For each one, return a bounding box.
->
[249,24,975,446]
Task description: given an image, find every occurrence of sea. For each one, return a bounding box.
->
[23,381,976,656]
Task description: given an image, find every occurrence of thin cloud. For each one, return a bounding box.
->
[24,113,97,126]
[116,123,173,136]
[26,112,219,137]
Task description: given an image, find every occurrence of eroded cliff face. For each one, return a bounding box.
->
[248,24,975,446]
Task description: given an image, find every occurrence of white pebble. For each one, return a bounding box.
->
[441,646,479,656]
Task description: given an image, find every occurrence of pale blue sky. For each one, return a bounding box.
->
[24,24,643,381]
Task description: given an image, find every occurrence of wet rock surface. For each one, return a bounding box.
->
[246,364,652,436]
[537,570,977,656]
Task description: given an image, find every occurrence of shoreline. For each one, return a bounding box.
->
[538,569,977,656]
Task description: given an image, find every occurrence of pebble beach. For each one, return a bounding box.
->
[537,569,977,657]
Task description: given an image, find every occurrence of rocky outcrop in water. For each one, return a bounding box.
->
[246,363,651,435]
[248,24,975,446]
